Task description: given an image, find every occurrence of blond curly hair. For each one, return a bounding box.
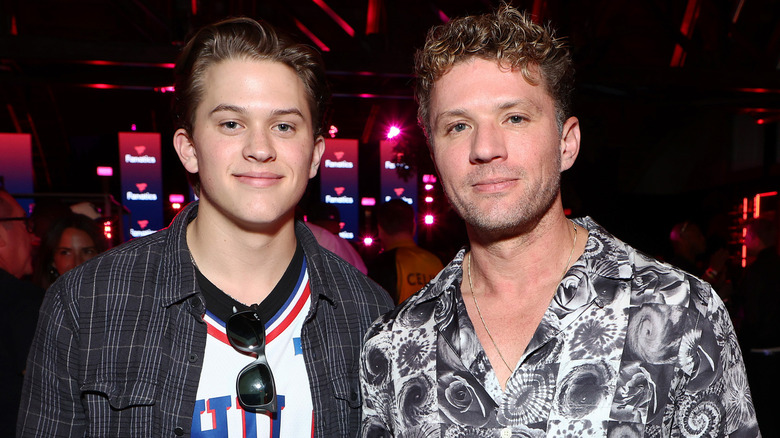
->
[414,3,574,138]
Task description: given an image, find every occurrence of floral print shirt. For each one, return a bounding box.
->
[360,217,760,437]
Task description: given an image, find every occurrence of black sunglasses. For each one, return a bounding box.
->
[0,216,34,233]
[226,304,277,413]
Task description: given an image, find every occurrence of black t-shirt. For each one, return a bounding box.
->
[194,242,305,325]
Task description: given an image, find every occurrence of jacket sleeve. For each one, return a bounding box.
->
[670,283,760,437]
[359,319,396,437]
[17,283,87,437]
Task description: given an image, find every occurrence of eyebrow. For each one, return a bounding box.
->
[209,104,306,120]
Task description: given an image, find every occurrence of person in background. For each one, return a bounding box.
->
[33,213,106,290]
[669,220,732,300]
[368,199,443,304]
[304,202,368,274]
[359,4,758,436]
[0,189,44,438]
[736,217,780,436]
[19,17,392,437]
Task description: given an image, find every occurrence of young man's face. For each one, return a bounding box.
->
[427,58,579,236]
[175,59,324,231]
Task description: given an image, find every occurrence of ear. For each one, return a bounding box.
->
[309,135,326,179]
[173,128,199,174]
[559,116,581,172]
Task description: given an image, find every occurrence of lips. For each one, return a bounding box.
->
[233,171,283,187]
[471,176,518,192]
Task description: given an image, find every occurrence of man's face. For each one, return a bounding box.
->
[175,59,324,231]
[0,194,35,278]
[428,58,578,236]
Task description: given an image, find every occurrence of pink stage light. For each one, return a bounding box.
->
[425,196,433,203]
[312,0,355,37]
[131,124,137,131]
[387,126,401,139]
[293,18,330,52]
[329,125,339,138]
[96,166,113,176]
[361,197,376,206]
[424,184,434,191]
[363,236,374,246]
[424,214,434,225]
[169,194,185,203]
[422,174,437,183]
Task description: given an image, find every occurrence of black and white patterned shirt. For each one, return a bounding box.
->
[360,217,760,437]
[18,202,393,437]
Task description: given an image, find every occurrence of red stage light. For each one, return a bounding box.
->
[169,194,185,203]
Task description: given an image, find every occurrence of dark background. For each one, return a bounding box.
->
[1,0,779,260]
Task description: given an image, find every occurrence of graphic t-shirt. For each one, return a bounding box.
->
[192,245,314,438]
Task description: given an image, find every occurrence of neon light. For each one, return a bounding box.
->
[169,194,185,203]
[361,197,376,206]
[363,236,374,246]
[293,18,330,52]
[754,194,761,218]
[424,184,434,191]
[366,0,380,34]
[437,9,449,22]
[742,197,748,220]
[387,126,401,139]
[328,125,339,138]
[312,0,355,37]
[191,0,197,15]
[425,196,433,203]
[131,124,137,131]
[96,166,113,176]
[172,203,182,210]
[424,214,434,225]
[422,174,437,183]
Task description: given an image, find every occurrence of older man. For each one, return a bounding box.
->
[0,189,43,437]
[359,4,759,437]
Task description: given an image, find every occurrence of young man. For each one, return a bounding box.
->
[359,5,759,437]
[19,18,392,437]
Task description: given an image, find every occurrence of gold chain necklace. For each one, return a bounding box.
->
[467,221,578,374]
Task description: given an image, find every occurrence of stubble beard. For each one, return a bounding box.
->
[446,162,562,241]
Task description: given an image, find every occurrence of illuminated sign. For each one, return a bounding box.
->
[119,132,164,241]
[320,139,359,239]
[380,139,417,211]
[0,134,34,213]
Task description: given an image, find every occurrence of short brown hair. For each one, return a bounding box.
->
[414,3,574,138]
[173,17,330,193]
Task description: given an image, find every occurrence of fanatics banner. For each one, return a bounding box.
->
[379,139,417,210]
[118,132,164,241]
[319,139,359,240]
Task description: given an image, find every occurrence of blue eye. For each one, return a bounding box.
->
[277,123,291,132]
[508,115,524,124]
[452,123,467,132]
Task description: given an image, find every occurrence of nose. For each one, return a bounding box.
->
[244,129,276,163]
[469,124,507,164]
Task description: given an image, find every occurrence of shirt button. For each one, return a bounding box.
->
[500,427,512,438]
[174,426,185,436]
[188,353,198,362]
